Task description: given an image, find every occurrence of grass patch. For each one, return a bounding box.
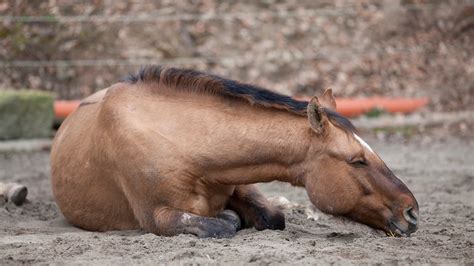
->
[365,107,388,118]
[0,90,55,140]
[372,125,418,137]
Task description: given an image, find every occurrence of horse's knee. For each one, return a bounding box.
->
[254,207,285,231]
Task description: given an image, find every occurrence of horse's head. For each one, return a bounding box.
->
[302,89,418,236]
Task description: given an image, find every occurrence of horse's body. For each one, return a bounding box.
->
[51,66,419,237]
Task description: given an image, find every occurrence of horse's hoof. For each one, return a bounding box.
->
[196,218,237,238]
[254,208,285,231]
[217,209,241,231]
[8,185,28,206]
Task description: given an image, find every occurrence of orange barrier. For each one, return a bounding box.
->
[54,97,428,119]
[334,97,429,117]
[54,100,81,119]
[294,97,428,117]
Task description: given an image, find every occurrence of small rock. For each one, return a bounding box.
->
[0,182,28,206]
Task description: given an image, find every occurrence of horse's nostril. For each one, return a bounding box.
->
[403,207,418,225]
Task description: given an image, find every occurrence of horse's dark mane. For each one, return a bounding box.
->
[325,108,357,134]
[121,65,356,134]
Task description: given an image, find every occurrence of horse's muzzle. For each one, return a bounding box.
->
[387,207,419,237]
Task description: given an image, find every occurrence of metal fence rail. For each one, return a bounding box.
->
[0,3,447,23]
[0,45,431,68]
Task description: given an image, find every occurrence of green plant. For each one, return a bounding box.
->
[0,90,55,140]
[365,107,387,118]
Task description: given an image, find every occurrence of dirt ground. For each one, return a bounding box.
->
[0,137,473,264]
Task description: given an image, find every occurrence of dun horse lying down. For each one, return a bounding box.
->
[51,66,419,238]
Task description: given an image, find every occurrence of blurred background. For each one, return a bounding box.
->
[0,0,473,140]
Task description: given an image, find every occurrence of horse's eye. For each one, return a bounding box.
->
[349,158,368,167]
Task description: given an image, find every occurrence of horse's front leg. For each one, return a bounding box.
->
[152,207,241,238]
[227,184,285,231]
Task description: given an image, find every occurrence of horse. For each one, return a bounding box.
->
[50,66,419,238]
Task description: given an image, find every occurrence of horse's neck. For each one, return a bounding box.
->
[203,105,311,186]
[137,85,312,186]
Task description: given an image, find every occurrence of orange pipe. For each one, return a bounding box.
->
[294,97,428,117]
[54,100,81,119]
[53,97,428,119]
[336,98,429,117]
[337,97,428,117]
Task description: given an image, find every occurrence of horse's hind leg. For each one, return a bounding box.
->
[227,185,285,231]
[151,206,241,238]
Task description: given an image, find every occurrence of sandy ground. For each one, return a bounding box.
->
[0,137,473,264]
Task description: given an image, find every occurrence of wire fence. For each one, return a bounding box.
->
[0,2,464,69]
[0,52,321,68]
[0,2,450,23]
[1,8,354,23]
[0,45,430,68]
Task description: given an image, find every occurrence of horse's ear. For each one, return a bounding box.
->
[307,96,328,134]
[319,88,337,111]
